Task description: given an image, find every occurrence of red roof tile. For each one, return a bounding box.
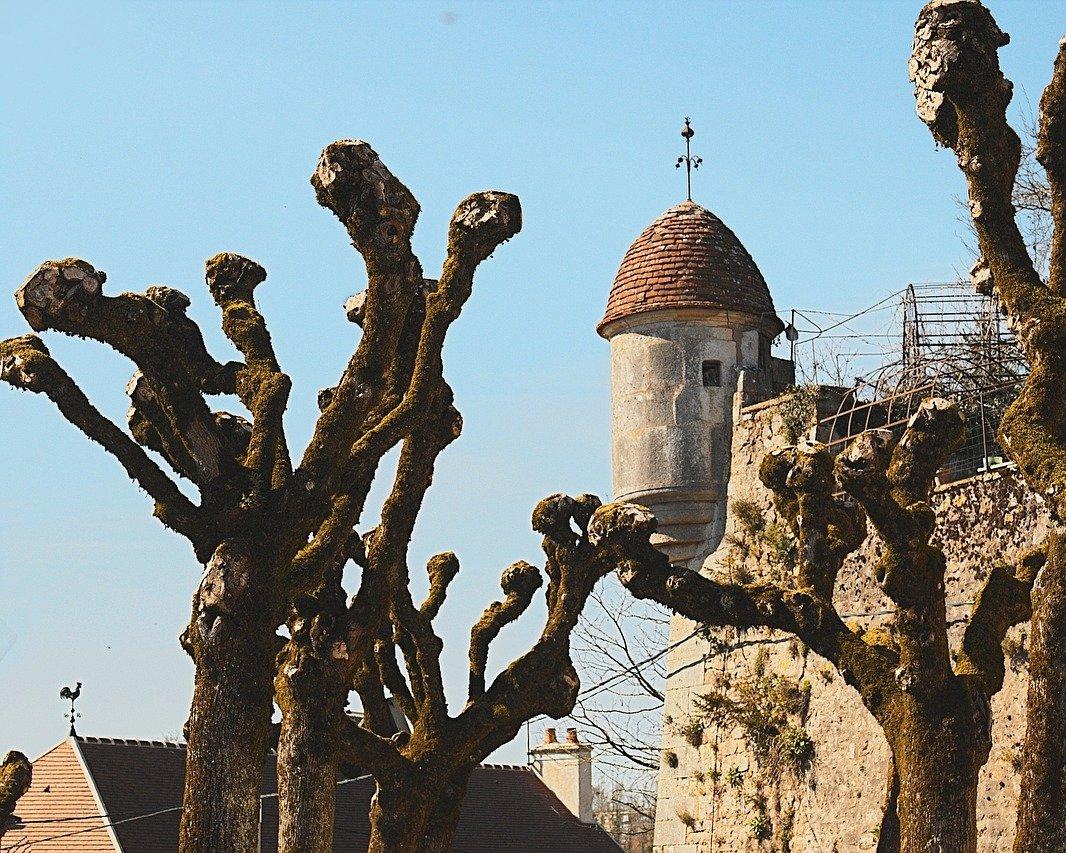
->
[8,738,621,852]
[598,201,781,336]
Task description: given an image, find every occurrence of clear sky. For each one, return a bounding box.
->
[2,1,1062,765]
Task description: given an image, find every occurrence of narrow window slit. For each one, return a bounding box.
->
[702,360,721,388]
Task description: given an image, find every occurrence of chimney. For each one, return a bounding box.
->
[530,727,593,823]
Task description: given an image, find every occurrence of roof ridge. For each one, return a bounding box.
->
[77,735,186,749]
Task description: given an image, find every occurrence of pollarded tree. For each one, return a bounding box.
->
[275,488,647,852]
[0,140,662,853]
[614,397,1040,853]
[909,2,1065,850]
[0,751,31,841]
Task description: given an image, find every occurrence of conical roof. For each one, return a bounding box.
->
[598,201,781,337]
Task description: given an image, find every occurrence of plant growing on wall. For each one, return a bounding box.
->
[909,3,1065,849]
[689,648,814,844]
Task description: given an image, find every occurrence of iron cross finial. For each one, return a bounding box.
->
[675,117,702,202]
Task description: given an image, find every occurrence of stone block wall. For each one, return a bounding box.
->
[653,392,1048,852]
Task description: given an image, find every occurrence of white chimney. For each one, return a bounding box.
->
[530,727,594,823]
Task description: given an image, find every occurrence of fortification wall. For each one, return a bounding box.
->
[653,394,1049,852]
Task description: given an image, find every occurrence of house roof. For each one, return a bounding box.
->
[1,739,115,851]
[3,737,621,852]
[598,200,782,336]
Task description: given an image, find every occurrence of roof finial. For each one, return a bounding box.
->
[675,117,702,202]
[60,681,82,737]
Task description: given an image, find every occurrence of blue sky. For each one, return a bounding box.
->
[2,1,1062,764]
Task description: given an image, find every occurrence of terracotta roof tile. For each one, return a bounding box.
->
[598,201,781,336]
[7,738,621,852]
[1,740,116,851]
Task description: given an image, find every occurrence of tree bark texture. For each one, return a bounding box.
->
[178,544,278,853]
[366,769,469,853]
[910,4,1066,849]
[1014,530,1066,852]
[0,751,31,841]
[616,400,1037,853]
[889,690,988,853]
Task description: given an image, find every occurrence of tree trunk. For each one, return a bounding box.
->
[889,693,988,853]
[367,769,471,853]
[876,759,901,853]
[179,542,277,853]
[1013,529,1066,853]
[275,640,347,853]
[0,751,31,841]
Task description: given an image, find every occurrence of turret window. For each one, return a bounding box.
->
[702,360,721,388]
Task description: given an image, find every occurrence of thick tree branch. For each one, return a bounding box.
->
[888,397,965,506]
[759,441,867,598]
[956,546,1043,695]
[205,253,292,488]
[289,189,518,585]
[374,638,418,723]
[298,140,424,495]
[836,430,917,552]
[910,1,1062,356]
[420,552,459,620]
[838,399,963,687]
[370,403,463,729]
[607,503,896,714]
[468,561,543,699]
[0,334,209,555]
[125,370,205,482]
[0,751,31,841]
[1037,39,1066,294]
[15,259,235,485]
[337,715,411,780]
[447,495,607,762]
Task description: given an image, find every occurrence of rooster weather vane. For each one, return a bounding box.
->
[675,117,702,202]
[60,681,82,736]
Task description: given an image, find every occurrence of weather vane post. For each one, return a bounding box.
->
[61,681,82,737]
[675,117,702,202]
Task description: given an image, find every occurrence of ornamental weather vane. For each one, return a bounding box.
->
[60,681,82,736]
[675,117,702,201]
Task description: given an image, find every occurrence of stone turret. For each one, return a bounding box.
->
[598,201,790,566]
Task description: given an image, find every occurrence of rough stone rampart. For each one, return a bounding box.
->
[653,394,1048,852]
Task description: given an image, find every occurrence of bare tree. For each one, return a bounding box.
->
[613,396,1038,852]
[0,752,31,841]
[0,140,665,853]
[1015,118,1055,280]
[593,782,656,853]
[909,2,1065,850]
[274,484,647,852]
[569,585,667,818]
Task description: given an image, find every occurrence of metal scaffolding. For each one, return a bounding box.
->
[786,281,1027,482]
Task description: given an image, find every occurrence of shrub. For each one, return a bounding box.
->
[731,498,765,536]
[779,385,818,443]
[779,726,815,771]
[749,811,772,840]
[678,719,705,748]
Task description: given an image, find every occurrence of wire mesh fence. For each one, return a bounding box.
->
[787,281,1027,483]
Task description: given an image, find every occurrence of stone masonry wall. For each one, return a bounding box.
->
[653,393,1049,852]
